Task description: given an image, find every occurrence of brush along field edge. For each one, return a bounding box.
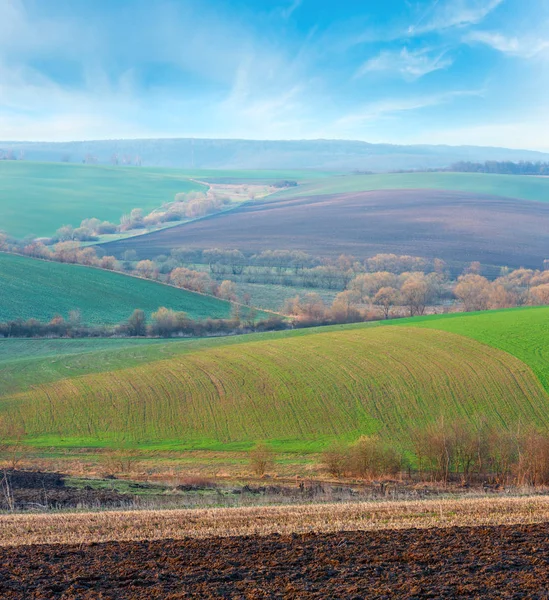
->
[2,496,549,547]
[4,326,549,447]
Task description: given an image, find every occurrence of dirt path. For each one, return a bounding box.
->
[1,523,549,598]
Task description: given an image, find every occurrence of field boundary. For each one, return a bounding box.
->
[2,495,549,547]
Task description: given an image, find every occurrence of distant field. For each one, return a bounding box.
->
[0,162,336,238]
[0,253,234,324]
[3,321,548,450]
[274,172,549,202]
[0,161,207,238]
[177,168,340,183]
[101,188,549,269]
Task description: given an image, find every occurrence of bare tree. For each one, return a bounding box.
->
[373,287,400,319]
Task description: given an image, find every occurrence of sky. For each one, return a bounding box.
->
[0,0,548,150]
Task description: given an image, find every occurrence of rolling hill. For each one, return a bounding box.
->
[0,253,234,324]
[3,307,549,451]
[4,138,549,170]
[272,172,549,202]
[101,187,549,270]
[0,161,207,238]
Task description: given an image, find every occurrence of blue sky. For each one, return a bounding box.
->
[1,0,548,149]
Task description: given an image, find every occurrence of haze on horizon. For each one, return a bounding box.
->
[1,0,548,151]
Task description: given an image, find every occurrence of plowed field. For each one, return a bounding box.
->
[3,523,549,598]
[102,188,549,269]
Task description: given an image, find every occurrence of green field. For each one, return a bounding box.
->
[0,161,207,238]
[177,168,341,183]
[274,172,549,202]
[0,252,235,324]
[0,162,340,239]
[4,307,549,451]
[403,307,549,393]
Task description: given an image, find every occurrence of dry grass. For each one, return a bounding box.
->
[3,495,549,547]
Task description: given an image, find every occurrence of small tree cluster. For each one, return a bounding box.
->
[323,436,403,479]
[322,420,549,486]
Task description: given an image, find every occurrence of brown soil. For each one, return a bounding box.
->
[2,522,549,598]
[102,189,549,269]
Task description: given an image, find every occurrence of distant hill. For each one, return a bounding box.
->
[2,138,549,171]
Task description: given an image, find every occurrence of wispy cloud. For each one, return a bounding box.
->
[409,0,503,35]
[355,47,452,80]
[465,31,549,58]
[334,89,483,128]
[280,0,303,20]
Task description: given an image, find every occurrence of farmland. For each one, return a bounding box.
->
[2,521,548,598]
[102,188,549,269]
[0,252,234,324]
[176,168,341,183]
[0,161,335,239]
[405,306,549,393]
[3,322,549,450]
[0,161,207,238]
[274,171,549,202]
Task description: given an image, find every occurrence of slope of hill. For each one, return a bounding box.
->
[0,161,207,238]
[3,310,549,450]
[4,138,549,170]
[404,307,549,393]
[273,172,549,203]
[0,253,234,324]
[101,188,549,270]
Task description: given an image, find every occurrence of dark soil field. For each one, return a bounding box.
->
[2,522,549,598]
[102,189,549,269]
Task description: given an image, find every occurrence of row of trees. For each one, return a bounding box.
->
[0,308,288,339]
[50,190,237,242]
[11,232,549,322]
[323,420,549,486]
[454,268,549,311]
[450,160,549,175]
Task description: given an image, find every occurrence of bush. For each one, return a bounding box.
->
[322,442,348,477]
[349,436,401,480]
[249,443,274,477]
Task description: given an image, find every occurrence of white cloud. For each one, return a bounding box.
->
[409,0,503,35]
[356,47,452,80]
[465,31,549,58]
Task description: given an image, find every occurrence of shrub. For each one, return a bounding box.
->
[249,443,274,477]
[349,436,401,480]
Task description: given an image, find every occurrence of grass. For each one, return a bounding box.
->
[274,172,549,203]
[176,168,341,183]
[0,161,207,238]
[0,338,186,396]
[397,306,549,394]
[2,495,549,546]
[0,326,343,397]
[6,306,549,454]
[0,252,235,324]
[4,324,548,450]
